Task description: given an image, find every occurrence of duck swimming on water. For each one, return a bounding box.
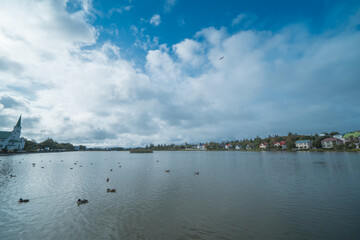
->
[19,198,29,203]
[107,188,116,193]
[77,199,88,205]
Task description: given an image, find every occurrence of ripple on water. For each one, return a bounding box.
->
[1,152,360,240]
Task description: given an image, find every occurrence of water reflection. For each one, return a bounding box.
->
[1,151,360,240]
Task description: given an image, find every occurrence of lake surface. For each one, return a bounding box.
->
[1,151,360,240]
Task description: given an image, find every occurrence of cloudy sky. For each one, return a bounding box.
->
[0,0,359,147]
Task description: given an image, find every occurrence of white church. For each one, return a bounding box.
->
[0,116,25,151]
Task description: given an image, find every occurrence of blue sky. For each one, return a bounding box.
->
[0,0,359,147]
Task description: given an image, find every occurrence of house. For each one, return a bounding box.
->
[259,142,268,150]
[246,144,253,150]
[321,138,343,149]
[273,141,287,149]
[0,116,25,151]
[225,144,232,150]
[197,144,206,150]
[343,132,360,143]
[295,140,312,149]
[333,134,345,142]
[235,145,241,150]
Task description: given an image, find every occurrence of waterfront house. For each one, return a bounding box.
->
[333,134,345,142]
[273,141,287,149]
[246,144,253,150]
[295,140,312,149]
[321,138,343,149]
[225,144,232,150]
[343,132,360,143]
[0,116,25,151]
[235,145,241,150]
[259,142,268,150]
[197,144,206,150]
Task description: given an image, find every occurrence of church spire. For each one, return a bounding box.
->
[16,115,21,128]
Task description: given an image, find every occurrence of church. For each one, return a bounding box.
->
[0,116,25,151]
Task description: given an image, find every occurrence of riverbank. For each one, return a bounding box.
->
[1,148,359,157]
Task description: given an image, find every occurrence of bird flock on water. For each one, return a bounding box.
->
[5,155,200,206]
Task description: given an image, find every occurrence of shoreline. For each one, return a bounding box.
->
[1,149,359,156]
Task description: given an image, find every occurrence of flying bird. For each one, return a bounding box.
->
[219,56,224,60]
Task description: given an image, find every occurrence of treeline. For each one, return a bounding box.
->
[144,143,186,151]
[24,138,82,151]
[142,131,359,151]
[207,131,357,150]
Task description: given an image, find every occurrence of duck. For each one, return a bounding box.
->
[77,199,88,205]
[107,188,116,193]
[19,198,30,203]
[10,174,16,178]
[110,169,113,171]
[194,171,200,175]
[106,178,109,182]
[165,170,170,173]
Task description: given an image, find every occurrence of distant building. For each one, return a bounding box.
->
[235,145,241,150]
[259,142,268,150]
[343,132,360,142]
[197,144,206,150]
[332,134,345,142]
[0,116,25,151]
[321,138,343,149]
[225,144,232,150]
[295,140,312,149]
[273,141,287,149]
[246,144,253,150]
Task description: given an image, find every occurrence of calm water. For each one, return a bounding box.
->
[1,151,360,240]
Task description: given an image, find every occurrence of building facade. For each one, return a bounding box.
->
[321,138,343,149]
[259,142,268,149]
[273,141,287,149]
[295,140,312,149]
[0,116,25,151]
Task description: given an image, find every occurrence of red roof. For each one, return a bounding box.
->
[274,141,286,146]
[321,138,342,143]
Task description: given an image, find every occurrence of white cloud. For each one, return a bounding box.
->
[172,39,204,66]
[108,5,133,15]
[150,14,161,26]
[164,0,177,12]
[1,1,359,147]
[232,13,246,26]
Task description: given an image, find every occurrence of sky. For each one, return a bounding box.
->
[0,0,359,147]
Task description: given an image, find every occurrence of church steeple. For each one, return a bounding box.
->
[15,115,21,128]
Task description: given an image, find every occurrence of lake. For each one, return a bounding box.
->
[1,151,360,240]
